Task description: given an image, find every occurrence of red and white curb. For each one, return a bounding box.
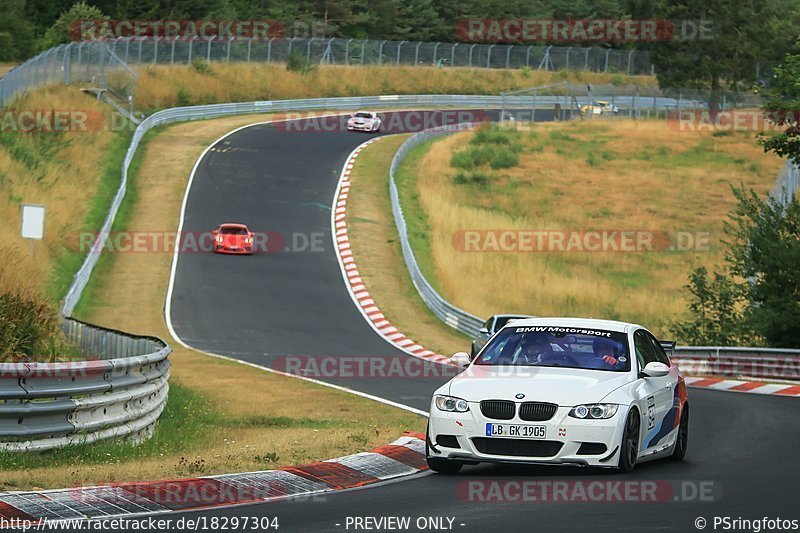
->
[0,432,426,522]
[331,139,800,399]
[331,138,450,365]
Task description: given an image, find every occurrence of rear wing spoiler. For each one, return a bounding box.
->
[659,340,677,356]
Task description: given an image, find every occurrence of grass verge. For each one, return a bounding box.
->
[393,119,783,337]
[346,135,469,356]
[135,63,655,112]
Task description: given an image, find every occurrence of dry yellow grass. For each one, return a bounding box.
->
[0,86,116,299]
[3,115,422,490]
[346,135,470,356]
[135,63,655,110]
[408,119,783,336]
[0,64,14,77]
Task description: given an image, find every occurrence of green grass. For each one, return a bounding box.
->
[46,128,135,304]
[394,138,442,292]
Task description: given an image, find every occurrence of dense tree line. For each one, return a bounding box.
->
[2,0,799,88]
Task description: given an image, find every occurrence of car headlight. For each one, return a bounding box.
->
[569,404,618,419]
[435,395,469,412]
[216,236,223,243]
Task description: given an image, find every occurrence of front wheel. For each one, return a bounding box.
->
[670,404,689,461]
[618,408,640,472]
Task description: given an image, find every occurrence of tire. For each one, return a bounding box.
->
[670,403,689,461]
[425,425,462,474]
[618,408,640,472]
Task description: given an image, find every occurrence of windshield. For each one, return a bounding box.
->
[475,326,630,372]
[354,112,372,118]
[220,226,249,235]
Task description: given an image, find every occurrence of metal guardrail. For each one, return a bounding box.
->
[0,318,171,451]
[389,123,485,339]
[387,123,800,379]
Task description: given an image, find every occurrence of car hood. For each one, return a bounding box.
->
[446,365,632,406]
[221,234,247,244]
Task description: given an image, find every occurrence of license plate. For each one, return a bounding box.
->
[485,423,546,439]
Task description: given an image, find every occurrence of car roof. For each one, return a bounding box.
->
[491,314,533,320]
[354,110,375,115]
[500,316,644,334]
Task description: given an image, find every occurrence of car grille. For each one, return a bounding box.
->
[518,402,558,421]
[472,438,563,457]
[480,400,515,420]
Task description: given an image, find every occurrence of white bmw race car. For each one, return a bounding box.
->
[346,111,382,132]
[427,317,688,473]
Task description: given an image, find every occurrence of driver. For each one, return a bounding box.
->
[515,334,554,365]
[593,338,622,368]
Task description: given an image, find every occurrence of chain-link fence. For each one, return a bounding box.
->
[101,37,654,74]
[0,41,138,113]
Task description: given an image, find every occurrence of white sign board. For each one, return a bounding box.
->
[21,204,45,240]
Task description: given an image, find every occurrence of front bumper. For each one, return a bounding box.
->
[428,402,628,468]
[214,245,253,254]
[347,123,373,131]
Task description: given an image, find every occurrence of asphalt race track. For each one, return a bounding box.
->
[167,111,800,531]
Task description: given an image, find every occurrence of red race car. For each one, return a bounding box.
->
[211,223,255,255]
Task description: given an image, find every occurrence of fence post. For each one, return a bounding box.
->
[138,37,144,63]
[153,37,160,64]
[170,39,176,64]
[627,49,633,74]
[396,41,405,65]
[506,46,512,68]
[451,43,457,65]
[247,38,252,62]
[414,42,421,65]
[433,42,440,66]
[565,47,570,70]
[360,41,366,65]
[604,48,611,72]
[584,48,590,70]
[268,38,275,62]
[379,40,387,65]
[188,36,196,64]
[345,38,353,65]
[226,37,232,62]
[487,44,495,68]
[469,44,476,67]
[206,37,212,61]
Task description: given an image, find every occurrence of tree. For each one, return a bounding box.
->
[0,0,35,61]
[669,266,755,346]
[758,45,800,161]
[39,1,108,48]
[725,187,800,348]
[649,0,784,110]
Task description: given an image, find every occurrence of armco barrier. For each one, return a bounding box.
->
[0,318,171,451]
[388,123,800,378]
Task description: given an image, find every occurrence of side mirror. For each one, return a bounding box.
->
[641,361,670,378]
[450,352,471,368]
[478,327,489,336]
[211,229,218,235]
